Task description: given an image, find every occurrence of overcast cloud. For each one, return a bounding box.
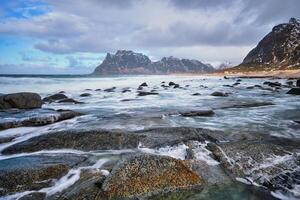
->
[0,0,299,73]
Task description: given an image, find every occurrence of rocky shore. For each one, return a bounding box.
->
[0,77,299,200]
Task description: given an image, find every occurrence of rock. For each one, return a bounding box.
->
[211,92,228,97]
[0,164,69,196]
[224,76,229,79]
[2,129,143,154]
[208,140,300,197]
[59,91,65,93]
[0,109,82,131]
[137,91,159,96]
[173,84,180,88]
[135,127,225,149]
[297,79,300,87]
[102,154,203,199]
[180,110,214,117]
[0,92,43,109]
[19,192,46,200]
[51,170,106,200]
[169,81,176,86]
[95,89,102,91]
[215,101,274,109]
[287,88,300,95]
[43,93,68,102]
[192,93,201,96]
[232,82,240,86]
[140,82,148,87]
[57,98,83,104]
[137,85,144,90]
[80,93,91,97]
[120,99,136,102]
[223,84,233,88]
[286,81,294,86]
[122,89,131,93]
[104,87,116,92]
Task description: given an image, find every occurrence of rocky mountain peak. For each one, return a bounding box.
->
[239,18,300,70]
[93,50,214,75]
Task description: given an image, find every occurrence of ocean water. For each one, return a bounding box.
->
[0,74,299,200]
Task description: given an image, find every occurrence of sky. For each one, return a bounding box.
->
[0,0,299,74]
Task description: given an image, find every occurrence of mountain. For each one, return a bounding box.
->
[93,50,214,75]
[228,18,300,72]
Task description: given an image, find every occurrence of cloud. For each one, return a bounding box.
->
[0,0,299,66]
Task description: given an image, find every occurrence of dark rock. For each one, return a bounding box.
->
[215,101,274,109]
[2,129,143,154]
[19,192,46,200]
[140,82,148,87]
[211,92,228,97]
[104,87,116,92]
[120,99,136,102]
[180,110,214,117]
[192,93,201,96]
[224,76,229,79]
[137,91,159,96]
[169,81,176,86]
[232,82,240,86]
[57,98,83,104]
[0,109,82,130]
[102,154,203,199]
[287,88,300,95]
[223,84,233,88]
[122,89,131,93]
[286,81,294,86]
[95,89,102,91]
[0,92,43,109]
[0,164,69,196]
[80,93,91,97]
[58,91,65,93]
[297,79,300,87]
[137,85,144,90]
[43,93,68,102]
[173,84,180,88]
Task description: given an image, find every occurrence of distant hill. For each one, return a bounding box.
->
[92,50,214,75]
[225,18,300,72]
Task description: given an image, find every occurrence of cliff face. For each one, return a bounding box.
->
[229,18,300,72]
[93,50,214,75]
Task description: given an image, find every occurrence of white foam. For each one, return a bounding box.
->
[138,143,188,160]
[191,141,219,165]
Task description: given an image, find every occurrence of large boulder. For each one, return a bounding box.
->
[0,92,42,109]
[43,93,68,102]
[287,88,300,95]
[102,154,203,199]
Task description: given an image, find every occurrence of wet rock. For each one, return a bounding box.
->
[287,88,300,95]
[192,93,201,96]
[137,91,159,96]
[95,88,102,91]
[215,101,274,109]
[286,81,294,86]
[223,84,233,88]
[0,92,43,109]
[263,81,282,87]
[0,164,69,196]
[19,192,46,200]
[297,79,300,87]
[224,76,229,79]
[137,85,144,90]
[104,87,116,92]
[50,170,106,200]
[0,109,82,130]
[173,84,180,88]
[232,82,240,86]
[135,127,225,148]
[180,110,214,117]
[57,98,83,104]
[208,140,300,196]
[211,91,228,97]
[59,91,65,93]
[80,93,91,97]
[43,93,68,102]
[140,82,148,87]
[102,154,203,199]
[2,129,143,154]
[120,98,136,102]
[169,81,176,86]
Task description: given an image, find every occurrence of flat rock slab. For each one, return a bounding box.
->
[208,140,300,197]
[2,129,144,155]
[102,154,203,199]
[0,109,82,130]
